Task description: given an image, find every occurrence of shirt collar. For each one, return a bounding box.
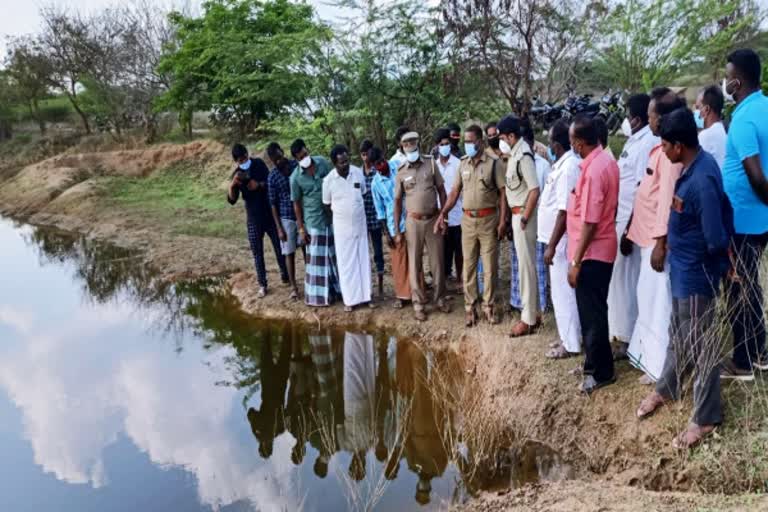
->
[511,137,528,156]
[733,90,764,117]
[628,124,652,142]
[681,149,705,177]
[579,146,603,171]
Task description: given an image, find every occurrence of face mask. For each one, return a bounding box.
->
[438,144,451,157]
[693,109,705,129]
[299,156,312,169]
[464,143,478,158]
[499,139,512,155]
[547,147,557,162]
[239,159,251,171]
[621,118,632,138]
[488,136,499,150]
[406,149,420,163]
[722,78,737,103]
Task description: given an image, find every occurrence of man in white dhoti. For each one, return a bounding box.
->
[323,145,374,312]
[609,94,658,360]
[539,119,582,359]
[624,89,686,383]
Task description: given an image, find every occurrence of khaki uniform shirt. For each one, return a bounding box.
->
[505,138,538,208]
[457,152,504,211]
[394,156,444,216]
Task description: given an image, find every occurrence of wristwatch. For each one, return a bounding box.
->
[570,259,581,268]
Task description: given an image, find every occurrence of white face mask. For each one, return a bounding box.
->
[621,118,632,138]
[722,77,739,103]
[239,158,252,171]
[299,156,312,169]
[406,149,420,163]
[499,139,512,155]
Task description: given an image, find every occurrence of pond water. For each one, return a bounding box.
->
[0,217,567,511]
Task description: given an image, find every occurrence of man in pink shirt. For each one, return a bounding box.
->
[566,115,620,394]
[624,89,686,385]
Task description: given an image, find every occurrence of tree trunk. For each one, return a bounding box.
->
[31,99,46,135]
[65,83,91,134]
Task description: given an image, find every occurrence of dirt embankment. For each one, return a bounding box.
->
[0,140,764,510]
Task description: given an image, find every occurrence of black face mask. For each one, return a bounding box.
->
[487,136,500,150]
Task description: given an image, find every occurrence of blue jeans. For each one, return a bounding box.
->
[729,232,768,370]
[369,227,385,275]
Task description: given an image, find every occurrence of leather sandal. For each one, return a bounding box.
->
[483,306,498,325]
[509,321,538,338]
[465,309,478,327]
[415,310,427,322]
[636,391,668,420]
[672,424,716,450]
[545,345,578,359]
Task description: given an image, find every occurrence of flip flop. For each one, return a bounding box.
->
[545,345,579,360]
[636,392,667,420]
[672,424,716,450]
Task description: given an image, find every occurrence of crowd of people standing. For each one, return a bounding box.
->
[228,48,768,450]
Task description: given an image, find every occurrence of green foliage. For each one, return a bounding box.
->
[591,0,756,92]
[157,0,331,140]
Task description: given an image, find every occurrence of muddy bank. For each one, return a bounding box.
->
[1,140,766,509]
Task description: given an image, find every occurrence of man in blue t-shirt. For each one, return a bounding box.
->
[635,108,732,449]
[720,49,768,379]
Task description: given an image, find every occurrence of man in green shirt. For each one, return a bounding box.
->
[290,138,341,306]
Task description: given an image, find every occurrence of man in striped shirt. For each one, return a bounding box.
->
[360,139,385,296]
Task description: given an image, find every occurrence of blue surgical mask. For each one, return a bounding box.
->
[438,144,451,157]
[547,147,556,162]
[239,159,251,171]
[693,109,705,130]
[406,149,420,163]
[464,143,478,158]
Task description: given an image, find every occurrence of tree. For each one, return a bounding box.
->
[0,71,16,141]
[157,0,332,140]
[5,37,54,135]
[590,0,754,92]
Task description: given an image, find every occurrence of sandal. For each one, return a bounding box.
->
[483,307,498,325]
[509,321,538,338]
[545,345,578,360]
[579,375,616,395]
[465,309,478,327]
[393,299,403,309]
[636,391,667,420]
[289,289,299,300]
[367,302,377,309]
[437,300,452,314]
[344,306,353,313]
[672,424,716,450]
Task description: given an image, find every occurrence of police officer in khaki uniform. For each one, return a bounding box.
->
[497,115,541,337]
[393,132,451,321]
[437,125,508,326]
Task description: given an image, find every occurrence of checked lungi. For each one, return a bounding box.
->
[305,226,341,307]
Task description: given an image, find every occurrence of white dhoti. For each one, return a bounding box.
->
[335,229,372,307]
[550,240,581,353]
[628,246,672,381]
[608,220,641,342]
[342,332,376,452]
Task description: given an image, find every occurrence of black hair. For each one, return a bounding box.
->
[650,87,673,102]
[465,124,484,140]
[265,142,283,162]
[434,127,451,144]
[231,143,248,161]
[728,48,762,87]
[330,144,349,163]
[485,121,498,133]
[659,107,699,149]
[497,115,522,136]
[655,95,687,117]
[550,119,571,151]
[626,93,650,124]
[367,146,383,163]
[446,122,461,134]
[394,125,410,145]
[359,139,373,154]
[701,85,725,117]
[571,114,598,146]
[290,139,307,158]
[520,118,535,144]
[593,116,609,147]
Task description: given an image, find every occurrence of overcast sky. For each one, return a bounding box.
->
[0,0,344,56]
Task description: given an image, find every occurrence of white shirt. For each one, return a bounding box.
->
[534,153,551,191]
[436,154,462,226]
[537,150,581,245]
[322,165,367,236]
[616,125,659,225]
[699,121,726,170]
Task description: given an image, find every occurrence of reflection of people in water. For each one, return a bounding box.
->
[308,330,344,478]
[285,325,318,466]
[397,339,450,506]
[246,327,291,459]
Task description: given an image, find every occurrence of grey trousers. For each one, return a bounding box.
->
[655,295,722,426]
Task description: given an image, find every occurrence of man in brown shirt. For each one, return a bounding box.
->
[393,132,450,321]
[437,125,508,326]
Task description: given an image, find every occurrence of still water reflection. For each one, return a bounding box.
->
[0,218,471,511]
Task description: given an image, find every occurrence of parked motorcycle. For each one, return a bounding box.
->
[599,89,626,135]
[529,96,569,132]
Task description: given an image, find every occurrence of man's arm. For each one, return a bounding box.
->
[546,211,567,255]
[522,187,540,227]
[568,222,598,288]
[227,170,241,205]
[497,189,509,240]
[439,181,462,218]
[743,155,768,205]
[271,204,285,238]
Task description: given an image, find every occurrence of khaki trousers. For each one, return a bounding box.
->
[461,213,499,312]
[405,216,445,312]
[512,211,539,325]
